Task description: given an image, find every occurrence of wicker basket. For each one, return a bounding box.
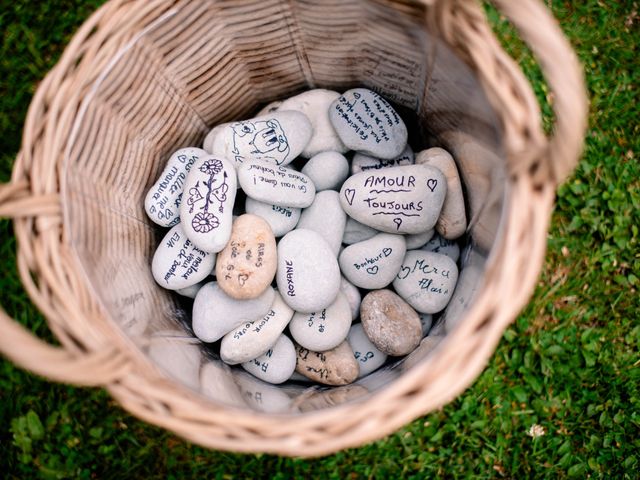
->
[0,0,586,456]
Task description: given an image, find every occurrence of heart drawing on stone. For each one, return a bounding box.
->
[344,188,356,206]
[366,265,379,275]
[427,178,438,192]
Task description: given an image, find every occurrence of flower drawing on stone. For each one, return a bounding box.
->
[192,211,219,233]
[186,182,204,214]
[186,158,229,230]
[231,118,290,165]
[200,158,223,176]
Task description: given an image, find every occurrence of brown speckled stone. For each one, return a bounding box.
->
[294,341,359,386]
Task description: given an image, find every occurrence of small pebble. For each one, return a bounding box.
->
[276,229,341,313]
[360,289,422,356]
[339,233,406,289]
[179,156,236,253]
[300,151,350,191]
[245,197,300,237]
[340,276,361,321]
[232,370,294,413]
[296,190,347,255]
[405,229,435,250]
[402,335,444,371]
[347,323,388,378]
[294,341,359,385]
[192,282,275,343]
[342,216,378,245]
[393,250,459,314]
[329,88,407,159]
[350,145,414,174]
[289,292,352,352]
[241,334,296,384]
[151,224,215,290]
[145,147,207,227]
[339,164,447,234]
[420,233,461,262]
[238,158,315,208]
[215,214,277,299]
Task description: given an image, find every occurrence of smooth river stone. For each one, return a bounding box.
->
[339,233,406,289]
[339,164,447,234]
[215,214,277,300]
[416,147,467,239]
[350,145,414,175]
[296,190,347,255]
[238,158,315,208]
[329,88,407,159]
[241,334,296,385]
[393,250,459,314]
[145,147,207,227]
[202,124,226,155]
[179,155,237,253]
[245,197,300,237]
[289,292,352,352]
[300,151,350,191]
[278,89,347,157]
[220,291,294,365]
[405,229,435,250]
[421,233,461,262]
[151,224,216,290]
[209,110,312,168]
[340,276,361,321]
[294,341,359,385]
[192,282,275,343]
[360,289,422,356]
[276,229,341,313]
[347,323,387,378]
[342,216,378,245]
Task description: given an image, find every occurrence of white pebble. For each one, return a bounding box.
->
[296,190,347,255]
[245,197,300,237]
[301,151,350,191]
[347,323,387,378]
[339,233,406,289]
[351,145,414,175]
[241,334,296,384]
[405,229,435,250]
[342,216,378,245]
[340,276,361,321]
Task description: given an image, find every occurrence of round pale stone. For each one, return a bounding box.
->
[276,229,341,313]
[192,282,275,343]
[145,147,207,227]
[405,229,435,250]
[360,289,422,356]
[296,190,347,255]
[420,233,461,262]
[329,88,407,159]
[342,216,378,245]
[347,323,388,378]
[241,334,296,385]
[350,144,414,174]
[179,155,237,253]
[416,147,467,239]
[220,291,294,365]
[294,341,359,385]
[245,197,300,237]
[393,250,459,314]
[339,164,447,234]
[340,276,361,321]
[215,214,277,299]
[301,151,350,192]
[151,223,215,290]
[339,233,406,289]
[289,292,352,352]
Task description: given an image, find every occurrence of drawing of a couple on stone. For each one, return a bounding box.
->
[230,118,291,166]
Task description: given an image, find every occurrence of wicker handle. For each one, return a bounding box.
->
[0,181,128,386]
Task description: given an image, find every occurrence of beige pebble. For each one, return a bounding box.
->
[360,289,422,356]
[294,341,359,386]
[216,214,277,299]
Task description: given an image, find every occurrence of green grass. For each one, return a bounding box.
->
[1,1,639,478]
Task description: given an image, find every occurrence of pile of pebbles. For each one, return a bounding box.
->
[146,88,467,386]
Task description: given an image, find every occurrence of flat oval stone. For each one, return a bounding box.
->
[347,323,388,378]
[340,276,361,321]
[245,197,300,237]
[151,224,216,290]
[329,88,407,159]
[145,147,207,227]
[210,111,312,167]
[278,89,347,157]
[420,233,461,262]
[220,291,294,365]
[276,229,341,313]
[342,216,378,245]
[289,292,352,352]
[416,147,467,239]
[241,334,296,385]
[402,335,444,371]
[301,151,350,191]
[238,158,315,208]
[296,190,347,255]
[339,165,447,234]
[294,341,359,385]
[339,233,406,289]
[351,145,414,174]
[192,282,275,343]
[360,289,422,356]
[215,214,277,299]
[405,229,435,250]
[179,156,237,253]
[393,250,459,314]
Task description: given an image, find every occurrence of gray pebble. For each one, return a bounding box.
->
[245,197,300,237]
[420,233,461,262]
[347,323,388,378]
[342,216,378,245]
[296,190,347,255]
[241,334,296,385]
[405,229,435,250]
[340,276,361,321]
[301,151,350,191]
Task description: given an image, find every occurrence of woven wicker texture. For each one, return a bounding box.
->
[0,0,586,456]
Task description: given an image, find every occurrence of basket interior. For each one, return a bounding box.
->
[62,0,506,413]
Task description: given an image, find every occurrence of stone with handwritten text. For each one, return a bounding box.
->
[351,144,414,175]
[339,233,406,289]
[296,190,347,255]
[294,341,359,385]
[241,334,296,385]
[420,233,460,262]
[347,323,388,378]
[245,197,300,237]
[405,229,435,250]
[300,151,350,191]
